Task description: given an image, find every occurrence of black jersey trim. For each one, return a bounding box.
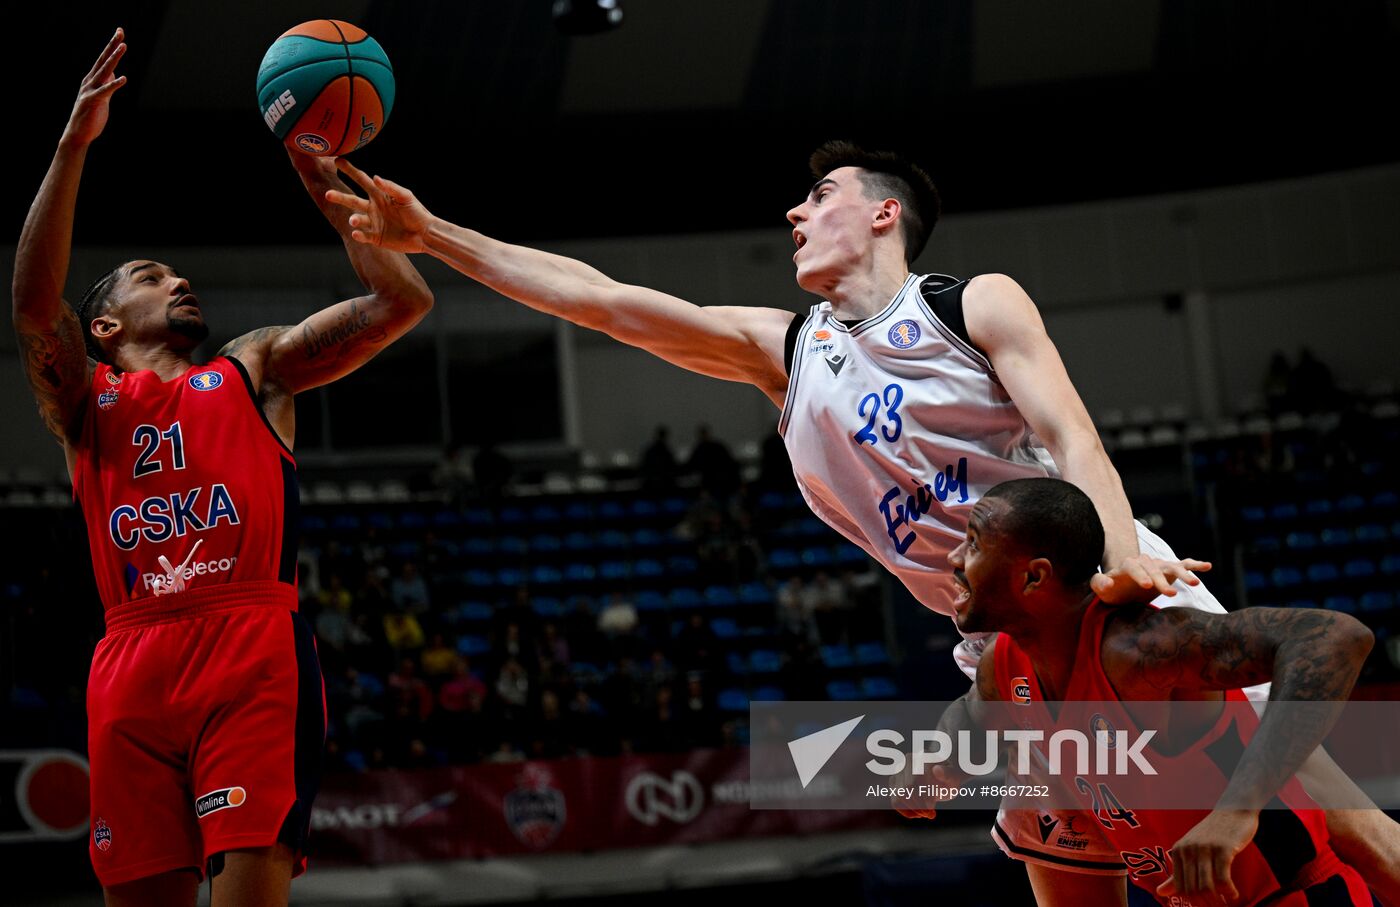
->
[913,277,996,374]
[279,610,326,854]
[225,356,295,459]
[783,312,803,377]
[993,820,1128,872]
[778,308,816,437]
[278,457,300,586]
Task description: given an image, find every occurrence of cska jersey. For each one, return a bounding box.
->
[72,357,299,611]
[780,273,1058,616]
[992,602,1356,905]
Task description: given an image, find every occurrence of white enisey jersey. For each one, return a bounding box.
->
[779,273,1059,617]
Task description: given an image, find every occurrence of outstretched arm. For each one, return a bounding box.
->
[1103,605,1374,901]
[220,156,434,397]
[964,275,1180,602]
[12,29,127,445]
[323,167,795,405]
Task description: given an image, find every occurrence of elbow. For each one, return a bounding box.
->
[1338,614,1375,660]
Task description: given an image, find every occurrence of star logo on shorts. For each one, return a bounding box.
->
[825,354,847,377]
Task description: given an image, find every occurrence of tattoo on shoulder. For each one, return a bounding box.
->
[219,325,290,360]
[296,300,388,361]
[1129,605,1347,696]
[16,307,88,440]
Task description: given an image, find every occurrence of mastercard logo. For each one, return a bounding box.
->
[813,330,831,341]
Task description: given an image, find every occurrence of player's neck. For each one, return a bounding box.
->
[115,345,195,382]
[1013,599,1093,701]
[823,256,912,321]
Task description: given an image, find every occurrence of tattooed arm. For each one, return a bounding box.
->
[1102,606,1373,901]
[12,31,127,448]
[220,153,433,409]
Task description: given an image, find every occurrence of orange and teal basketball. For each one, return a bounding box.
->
[256,20,394,156]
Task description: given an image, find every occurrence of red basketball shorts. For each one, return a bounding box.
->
[86,582,325,887]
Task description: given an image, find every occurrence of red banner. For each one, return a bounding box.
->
[308,748,894,864]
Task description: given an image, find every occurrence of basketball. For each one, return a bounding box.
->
[256,20,394,156]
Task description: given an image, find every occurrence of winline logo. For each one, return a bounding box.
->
[195,786,247,820]
[789,719,1158,788]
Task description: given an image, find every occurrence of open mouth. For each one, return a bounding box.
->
[792,230,807,250]
[171,294,200,312]
[952,572,971,606]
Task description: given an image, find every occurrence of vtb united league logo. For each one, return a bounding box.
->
[888,320,920,348]
[503,764,566,848]
[188,371,223,391]
[93,817,112,851]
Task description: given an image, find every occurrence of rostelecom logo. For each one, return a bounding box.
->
[195,786,247,820]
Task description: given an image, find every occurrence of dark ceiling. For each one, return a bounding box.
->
[9,0,1399,248]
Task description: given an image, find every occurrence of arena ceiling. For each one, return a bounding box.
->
[9,0,1399,246]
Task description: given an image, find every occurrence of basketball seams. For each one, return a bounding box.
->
[329,19,356,155]
[258,20,391,154]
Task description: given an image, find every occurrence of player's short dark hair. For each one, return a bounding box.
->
[809,140,941,265]
[76,265,123,363]
[983,478,1105,586]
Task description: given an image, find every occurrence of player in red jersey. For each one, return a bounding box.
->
[909,477,1379,905]
[11,31,432,907]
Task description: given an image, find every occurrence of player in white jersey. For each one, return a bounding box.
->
[321,144,1400,898]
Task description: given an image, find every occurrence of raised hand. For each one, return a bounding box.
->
[65,28,127,147]
[323,160,433,253]
[1092,555,1211,605]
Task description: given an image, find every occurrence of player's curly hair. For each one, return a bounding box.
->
[982,478,1106,586]
[809,140,941,266]
[75,265,123,363]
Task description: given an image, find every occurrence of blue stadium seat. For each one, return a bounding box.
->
[463,569,495,588]
[432,510,462,528]
[531,534,563,552]
[1380,555,1400,576]
[1304,499,1333,517]
[301,514,328,533]
[634,559,665,578]
[390,541,422,560]
[499,506,527,525]
[1343,558,1377,579]
[1319,528,1353,548]
[666,555,699,575]
[532,597,567,618]
[861,677,900,699]
[599,561,631,581]
[718,688,750,712]
[457,602,494,623]
[704,585,738,607]
[1285,532,1318,550]
[600,530,629,549]
[738,582,775,606]
[835,545,869,565]
[1250,536,1282,553]
[331,514,362,532]
[751,686,787,702]
[530,566,563,585]
[632,528,664,548]
[1359,591,1395,613]
[367,511,395,531]
[530,504,562,523]
[463,507,494,527]
[399,511,428,530]
[496,568,526,587]
[1371,490,1399,510]
[564,563,597,583]
[1244,571,1269,591]
[727,652,750,675]
[1356,524,1389,544]
[669,588,703,609]
[749,649,782,673]
[631,499,659,519]
[826,680,863,701]
[1336,494,1366,513]
[463,537,496,556]
[1305,563,1340,584]
[855,642,891,666]
[565,531,594,551]
[563,501,594,522]
[456,635,490,657]
[597,500,627,521]
[661,497,688,517]
[711,618,741,639]
[1240,506,1267,523]
[770,549,801,569]
[801,546,835,567]
[499,536,528,556]
[1323,595,1358,613]
[1269,503,1299,521]
[1270,567,1303,588]
[635,590,668,612]
[820,645,855,669]
[758,491,787,510]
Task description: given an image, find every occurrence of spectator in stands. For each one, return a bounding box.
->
[317,572,353,614]
[495,657,531,714]
[486,740,525,763]
[805,570,849,644]
[641,648,677,704]
[359,526,389,581]
[539,621,571,667]
[777,576,820,646]
[315,594,372,671]
[679,672,719,749]
[383,608,426,655]
[420,632,458,679]
[674,613,718,672]
[686,424,741,499]
[639,424,679,490]
[438,656,487,712]
[391,561,431,614]
[389,657,435,724]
